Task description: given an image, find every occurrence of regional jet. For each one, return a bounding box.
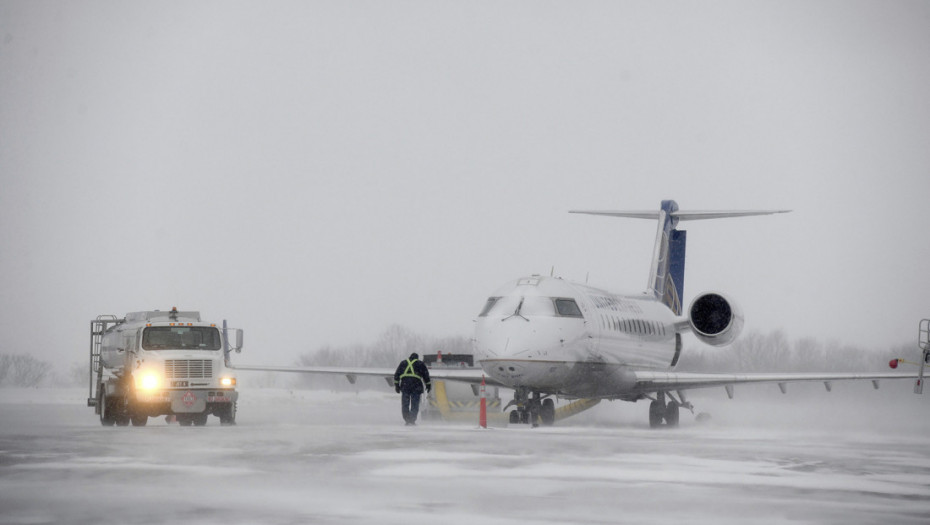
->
[235,200,917,427]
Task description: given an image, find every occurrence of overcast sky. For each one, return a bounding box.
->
[2,1,928,372]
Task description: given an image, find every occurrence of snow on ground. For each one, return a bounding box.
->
[1,385,929,525]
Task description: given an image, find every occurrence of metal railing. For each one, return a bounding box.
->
[87,315,122,406]
[916,319,929,394]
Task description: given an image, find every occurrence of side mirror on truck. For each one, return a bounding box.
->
[235,329,244,353]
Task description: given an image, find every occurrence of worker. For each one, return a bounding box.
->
[393,352,431,426]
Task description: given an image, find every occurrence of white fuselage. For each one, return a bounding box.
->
[473,276,680,398]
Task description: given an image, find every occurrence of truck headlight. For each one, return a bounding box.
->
[140,372,160,390]
[220,377,236,387]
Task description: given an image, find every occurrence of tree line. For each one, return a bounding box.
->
[2,327,918,388]
[291,326,917,390]
[290,324,473,390]
[675,329,913,373]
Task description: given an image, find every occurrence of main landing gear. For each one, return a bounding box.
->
[506,388,556,427]
[648,391,692,428]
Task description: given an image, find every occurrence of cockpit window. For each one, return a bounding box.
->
[480,296,526,317]
[555,298,584,318]
[519,297,556,316]
[480,296,584,319]
[478,297,501,317]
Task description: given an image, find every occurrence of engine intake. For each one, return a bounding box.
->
[688,292,743,346]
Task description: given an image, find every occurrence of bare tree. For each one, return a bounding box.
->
[0,354,51,387]
[293,325,472,391]
[676,330,908,374]
[0,354,11,384]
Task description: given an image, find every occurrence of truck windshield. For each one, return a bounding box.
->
[142,327,222,351]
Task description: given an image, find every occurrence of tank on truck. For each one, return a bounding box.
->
[87,315,123,407]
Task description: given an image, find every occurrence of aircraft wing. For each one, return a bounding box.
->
[231,364,503,387]
[631,370,919,396]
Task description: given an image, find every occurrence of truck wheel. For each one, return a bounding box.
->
[130,413,148,427]
[193,413,208,426]
[219,403,237,426]
[177,415,193,426]
[99,391,115,426]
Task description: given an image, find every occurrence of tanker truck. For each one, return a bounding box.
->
[87,308,242,426]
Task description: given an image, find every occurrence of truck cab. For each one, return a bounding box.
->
[89,308,243,426]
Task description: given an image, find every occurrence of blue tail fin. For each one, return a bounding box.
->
[569,201,789,315]
[650,200,685,315]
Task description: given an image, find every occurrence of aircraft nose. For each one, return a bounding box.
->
[474,316,580,359]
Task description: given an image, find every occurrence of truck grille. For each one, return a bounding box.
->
[165,359,213,379]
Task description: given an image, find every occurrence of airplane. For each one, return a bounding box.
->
[234,200,918,427]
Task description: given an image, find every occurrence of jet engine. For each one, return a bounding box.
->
[687,292,743,346]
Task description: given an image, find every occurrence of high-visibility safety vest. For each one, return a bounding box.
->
[399,358,421,380]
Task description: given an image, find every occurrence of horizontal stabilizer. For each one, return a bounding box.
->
[570,202,790,314]
[569,209,790,220]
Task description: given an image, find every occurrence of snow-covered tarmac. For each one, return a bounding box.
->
[1,385,929,525]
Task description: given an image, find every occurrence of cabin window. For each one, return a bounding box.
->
[554,298,583,318]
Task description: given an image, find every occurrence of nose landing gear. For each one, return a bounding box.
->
[505,388,556,426]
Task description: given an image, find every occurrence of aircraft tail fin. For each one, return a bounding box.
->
[570,201,789,315]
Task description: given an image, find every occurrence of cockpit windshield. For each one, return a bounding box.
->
[142,326,222,351]
[478,296,584,318]
[478,297,501,317]
[519,297,556,316]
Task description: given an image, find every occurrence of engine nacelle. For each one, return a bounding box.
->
[688,292,743,346]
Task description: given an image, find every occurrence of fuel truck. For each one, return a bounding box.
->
[87,308,242,426]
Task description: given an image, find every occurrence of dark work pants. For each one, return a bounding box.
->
[401,391,421,423]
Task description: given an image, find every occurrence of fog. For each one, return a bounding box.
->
[2,3,929,371]
[3,4,929,523]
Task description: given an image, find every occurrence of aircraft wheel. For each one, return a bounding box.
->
[648,400,665,428]
[665,401,680,427]
[540,399,555,426]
